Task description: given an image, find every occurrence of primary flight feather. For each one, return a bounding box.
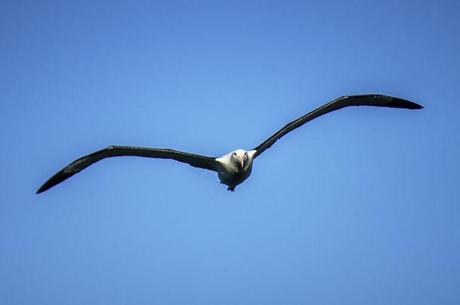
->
[37,94,422,193]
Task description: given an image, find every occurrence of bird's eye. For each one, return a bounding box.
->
[233,152,237,156]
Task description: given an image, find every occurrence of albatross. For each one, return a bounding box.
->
[36,94,422,193]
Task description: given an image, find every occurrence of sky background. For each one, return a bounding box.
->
[1,0,459,304]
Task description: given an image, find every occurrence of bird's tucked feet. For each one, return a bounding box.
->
[227,186,235,192]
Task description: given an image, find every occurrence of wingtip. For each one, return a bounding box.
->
[36,186,46,194]
[353,94,423,110]
[391,96,423,110]
[36,180,54,194]
[403,102,423,110]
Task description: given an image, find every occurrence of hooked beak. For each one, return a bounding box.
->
[239,157,244,169]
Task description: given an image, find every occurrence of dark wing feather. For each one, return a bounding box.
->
[36,146,219,193]
[253,94,423,158]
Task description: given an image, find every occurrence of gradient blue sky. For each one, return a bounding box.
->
[1,1,459,304]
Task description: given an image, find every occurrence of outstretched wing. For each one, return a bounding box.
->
[37,146,219,193]
[252,94,423,158]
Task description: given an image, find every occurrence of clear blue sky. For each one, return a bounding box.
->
[1,1,459,304]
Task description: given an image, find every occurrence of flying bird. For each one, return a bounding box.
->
[37,94,422,193]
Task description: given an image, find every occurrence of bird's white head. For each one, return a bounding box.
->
[229,149,256,170]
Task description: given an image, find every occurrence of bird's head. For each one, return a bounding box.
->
[230,149,256,170]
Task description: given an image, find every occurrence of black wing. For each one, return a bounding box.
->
[37,146,219,193]
[253,94,423,158]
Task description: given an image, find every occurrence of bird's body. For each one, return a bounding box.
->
[216,149,256,191]
[37,94,423,193]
